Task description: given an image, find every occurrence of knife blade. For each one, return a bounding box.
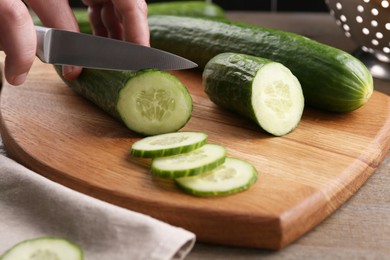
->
[35,26,197,71]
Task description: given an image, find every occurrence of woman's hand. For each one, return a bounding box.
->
[82,0,149,46]
[0,0,149,86]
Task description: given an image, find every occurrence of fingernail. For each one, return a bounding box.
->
[62,66,74,78]
[12,72,28,86]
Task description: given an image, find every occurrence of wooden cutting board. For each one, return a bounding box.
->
[1,57,390,250]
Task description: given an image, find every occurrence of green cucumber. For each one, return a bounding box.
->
[151,144,226,178]
[176,157,258,197]
[0,237,83,260]
[148,15,373,113]
[148,1,225,19]
[131,131,208,158]
[33,1,224,35]
[55,67,192,136]
[203,52,304,136]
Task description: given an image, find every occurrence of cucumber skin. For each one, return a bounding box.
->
[33,2,224,34]
[176,175,257,197]
[175,157,258,197]
[151,144,227,179]
[149,15,374,113]
[131,138,207,158]
[203,53,273,125]
[55,66,135,120]
[151,155,226,179]
[55,67,192,136]
[176,170,257,197]
[148,1,225,19]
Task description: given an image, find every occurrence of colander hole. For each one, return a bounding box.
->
[371,8,379,16]
[371,20,378,27]
[372,39,379,46]
[357,5,364,12]
[356,16,363,23]
[386,23,390,30]
[345,32,351,38]
[362,28,370,35]
[363,0,370,3]
[336,3,342,10]
[340,15,347,22]
[384,47,390,54]
[382,1,389,8]
[343,24,350,31]
[376,32,384,39]
[362,46,375,54]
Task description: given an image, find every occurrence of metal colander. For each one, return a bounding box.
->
[326,0,390,80]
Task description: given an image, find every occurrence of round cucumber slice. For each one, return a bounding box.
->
[0,237,83,260]
[131,132,208,158]
[151,144,226,178]
[176,157,258,196]
[252,62,304,136]
[117,70,193,136]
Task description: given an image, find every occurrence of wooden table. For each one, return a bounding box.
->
[186,12,390,259]
[0,11,389,259]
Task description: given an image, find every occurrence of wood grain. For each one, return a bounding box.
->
[1,54,390,250]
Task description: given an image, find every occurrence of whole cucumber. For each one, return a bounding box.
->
[149,15,373,113]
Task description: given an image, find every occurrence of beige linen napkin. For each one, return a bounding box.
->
[0,146,195,259]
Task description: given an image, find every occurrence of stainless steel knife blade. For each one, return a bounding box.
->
[35,26,197,71]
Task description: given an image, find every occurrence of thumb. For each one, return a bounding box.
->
[0,0,36,85]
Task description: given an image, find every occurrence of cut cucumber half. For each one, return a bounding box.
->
[176,157,258,196]
[151,144,226,178]
[56,67,192,136]
[252,62,304,136]
[203,53,304,136]
[0,237,83,260]
[131,132,208,158]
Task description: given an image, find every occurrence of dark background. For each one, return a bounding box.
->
[69,0,329,12]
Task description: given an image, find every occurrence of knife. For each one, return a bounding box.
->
[35,26,197,71]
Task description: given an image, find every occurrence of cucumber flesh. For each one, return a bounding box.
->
[0,237,83,260]
[252,62,304,136]
[117,70,192,135]
[131,132,208,158]
[56,67,193,136]
[203,53,304,136]
[151,144,226,178]
[176,157,258,196]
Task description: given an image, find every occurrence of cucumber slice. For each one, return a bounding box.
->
[176,157,258,196]
[151,144,226,178]
[131,132,208,158]
[0,237,83,260]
